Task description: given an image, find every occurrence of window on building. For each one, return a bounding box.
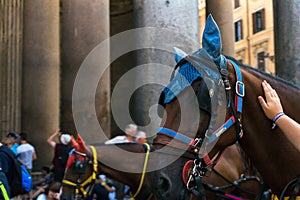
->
[257,52,266,71]
[234,20,243,42]
[253,9,265,34]
[234,0,240,9]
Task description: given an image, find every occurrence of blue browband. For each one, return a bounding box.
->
[156,127,196,146]
[157,59,244,150]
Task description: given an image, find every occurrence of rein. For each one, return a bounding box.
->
[130,143,151,200]
[209,168,264,197]
[62,145,98,197]
[278,177,300,200]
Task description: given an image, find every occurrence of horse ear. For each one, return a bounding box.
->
[202,14,226,68]
[174,47,188,63]
[202,14,222,59]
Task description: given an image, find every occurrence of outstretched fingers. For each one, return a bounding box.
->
[258,80,283,119]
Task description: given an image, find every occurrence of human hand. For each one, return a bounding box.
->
[55,129,62,136]
[258,80,283,119]
[99,178,106,186]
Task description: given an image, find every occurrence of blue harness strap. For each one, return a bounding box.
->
[157,127,196,146]
[229,59,244,113]
[207,59,244,144]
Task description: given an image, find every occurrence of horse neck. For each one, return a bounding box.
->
[228,63,300,192]
[95,143,148,189]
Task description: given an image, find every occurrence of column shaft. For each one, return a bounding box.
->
[133,0,200,136]
[61,0,110,141]
[206,0,235,56]
[22,0,60,169]
[273,0,300,86]
[0,0,23,138]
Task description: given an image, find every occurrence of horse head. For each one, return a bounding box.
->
[61,134,98,200]
[151,14,263,199]
[154,12,300,198]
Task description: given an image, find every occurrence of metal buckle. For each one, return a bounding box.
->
[223,80,231,90]
[193,138,202,147]
[235,81,245,97]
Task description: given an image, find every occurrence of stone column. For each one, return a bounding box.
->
[60,0,110,142]
[132,0,200,137]
[206,0,235,56]
[273,0,300,86]
[0,0,23,137]
[22,0,60,169]
[110,0,136,137]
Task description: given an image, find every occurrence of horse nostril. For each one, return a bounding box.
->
[158,176,170,191]
[156,174,172,199]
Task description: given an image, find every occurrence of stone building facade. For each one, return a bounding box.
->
[199,0,275,74]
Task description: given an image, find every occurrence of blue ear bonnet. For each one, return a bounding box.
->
[162,59,203,104]
[158,48,216,114]
[202,14,227,69]
[158,14,225,113]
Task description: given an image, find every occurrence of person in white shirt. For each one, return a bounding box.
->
[135,131,147,144]
[17,132,37,172]
[104,124,138,199]
[105,124,138,144]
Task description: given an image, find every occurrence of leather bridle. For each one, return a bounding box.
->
[62,145,98,198]
[157,56,244,168]
[156,55,247,198]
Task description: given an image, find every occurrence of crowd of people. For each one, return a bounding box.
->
[0,123,148,200]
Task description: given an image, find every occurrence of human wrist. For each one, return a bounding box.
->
[271,112,285,129]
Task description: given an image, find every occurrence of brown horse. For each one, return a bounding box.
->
[60,134,263,200]
[61,15,267,200]
[156,14,300,199]
[60,30,265,200]
[60,134,154,200]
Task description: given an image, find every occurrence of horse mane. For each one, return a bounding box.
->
[225,56,300,91]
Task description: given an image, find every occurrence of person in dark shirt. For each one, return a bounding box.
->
[0,142,15,199]
[47,129,71,183]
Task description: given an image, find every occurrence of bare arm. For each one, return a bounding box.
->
[258,80,300,151]
[275,115,300,151]
[47,129,61,148]
[32,151,37,161]
[99,179,116,193]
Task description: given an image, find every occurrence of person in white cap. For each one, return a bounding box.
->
[135,131,147,144]
[47,129,71,183]
[105,124,138,144]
